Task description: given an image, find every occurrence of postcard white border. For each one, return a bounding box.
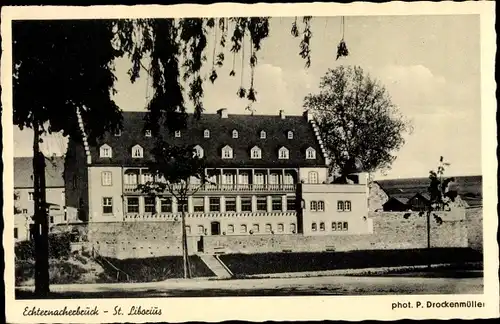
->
[2,2,498,323]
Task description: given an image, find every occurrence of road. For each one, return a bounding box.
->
[16,275,483,299]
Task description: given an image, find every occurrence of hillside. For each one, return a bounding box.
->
[377,175,482,207]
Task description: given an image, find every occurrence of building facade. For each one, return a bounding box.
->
[65,109,372,240]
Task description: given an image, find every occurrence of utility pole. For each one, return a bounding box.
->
[33,122,50,296]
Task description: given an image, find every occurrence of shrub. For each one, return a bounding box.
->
[15,233,72,261]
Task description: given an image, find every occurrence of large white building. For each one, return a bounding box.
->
[64,109,372,243]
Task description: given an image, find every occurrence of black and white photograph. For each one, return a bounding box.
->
[2,2,498,322]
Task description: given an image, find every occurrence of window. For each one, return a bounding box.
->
[308,171,319,184]
[287,131,294,139]
[99,144,112,158]
[239,173,249,185]
[290,223,296,233]
[14,228,18,239]
[114,129,121,137]
[254,173,264,185]
[337,201,345,211]
[343,222,349,231]
[306,147,316,159]
[284,173,294,184]
[344,201,352,212]
[232,129,238,138]
[101,171,112,186]
[124,172,138,185]
[269,173,279,185]
[260,130,266,139]
[145,130,152,137]
[193,145,204,158]
[337,222,343,230]
[240,224,247,233]
[225,197,236,212]
[287,197,296,211]
[50,216,54,224]
[320,222,325,231]
[144,197,156,213]
[185,226,191,235]
[310,201,317,211]
[198,225,205,234]
[317,201,325,212]
[193,197,204,213]
[265,223,272,233]
[161,198,172,213]
[132,145,143,158]
[250,146,262,159]
[28,192,34,201]
[22,209,28,214]
[277,223,284,233]
[311,222,317,231]
[103,197,113,214]
[332,222,337,231]
[223,173,234,185]
[222,145,233,159]
[256,196,267,211]
[209,197,220,212]
[272,196,282,211]
[127,197,139,213]
[227,224,234,234]
[252,224,260,233]
[278,147,289,159]
[204,129,210,138]
[178,198,188,213]
[175,130,181,138]
[141,173,154,185]
[241,197,252,212]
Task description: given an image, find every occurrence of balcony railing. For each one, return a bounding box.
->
[123,211,297,222]
[123,183,296,193]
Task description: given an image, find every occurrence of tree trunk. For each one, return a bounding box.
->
[181,206,190,279]
[426,209,431,269]
[33,123,50,296]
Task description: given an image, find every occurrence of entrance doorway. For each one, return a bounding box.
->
[197,236,204,253]
[210,221,221,235]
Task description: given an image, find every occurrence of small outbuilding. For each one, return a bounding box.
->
[382,197,410,212]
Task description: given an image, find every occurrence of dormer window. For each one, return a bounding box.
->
[175,130,181,138]
[114,129,121,137]
[132,145,144,158]
[287,131,294,139]
[278,146,289,159]
[193,145,204,158]
[222,145,233,159]
[260,130,266,139]
[99,144,112,158]
[232,130,238,139]
[204,129,210,138]
[145,130,152,137]
[250,146,262,159]
[306,147,316,159]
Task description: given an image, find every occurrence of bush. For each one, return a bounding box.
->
[15,233,72,261]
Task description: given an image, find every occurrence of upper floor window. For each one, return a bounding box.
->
[204,129,210,138]
[310,201,317,211]
[99,144,112,158]
[344,200,352,212]
[101,171,112,186]
[337,201,345,211]
[145,130,152,137]
[193,145,204,158]
[287,131,294,139]
[278,146,289,159]
[308,171,319,184]
[317,201,325,212]
[306,147,316,159]
[28,192,34,201]
[251,146,262,159]
[222,145,233,159]
[260,130,266,139]
[114,129,121,137]
[132,145,143,158]
[232,129,238,139]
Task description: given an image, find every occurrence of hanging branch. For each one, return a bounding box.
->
[216,18,227,68]
[291,17,300,37]
[336,16,349,60]
[237,30,247,99]
[209,25,218,83]
[299,16,313,68]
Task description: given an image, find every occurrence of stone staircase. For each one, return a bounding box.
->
[199,254,233,279]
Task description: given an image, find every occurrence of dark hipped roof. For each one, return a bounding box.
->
[89,111,327,168]
[14,156,65,188]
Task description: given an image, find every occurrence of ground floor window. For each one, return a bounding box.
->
[241,197,252,212]
[240,224,247,233]
[290,223,296,233]
[227,224,234,233]
[161,198,172,213]
[209,197,220,212]
[185,226,191,235]
[14,228,18,239]
[225,197,237,212]
[265,223,272,233]
[277,223,284,233]
[178,198,188,213]
[144,197,156,213]
[286,197,296,211]
[320,222,325,231]
[256,196,267,211]
[271,196,282,211]
[127,197,139,213]
[193,197,205,213]
[102,197,113,214]
[343,222,349,231]
[311,222,317,231]
[252,224,260,233]
[198,225,205,234]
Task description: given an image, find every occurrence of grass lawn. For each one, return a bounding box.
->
[219,248,483,276]
[96,255,214,283]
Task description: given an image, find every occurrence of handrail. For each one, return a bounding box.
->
[94,250,130,282]
[215,254,233,277]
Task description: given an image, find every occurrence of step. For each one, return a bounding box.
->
[199,255,233,279]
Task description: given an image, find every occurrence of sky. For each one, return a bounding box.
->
[12,15,482,180]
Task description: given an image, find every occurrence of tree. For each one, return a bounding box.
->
[13,20,123,296]
[137,141,208,279]
[303,66,411,180]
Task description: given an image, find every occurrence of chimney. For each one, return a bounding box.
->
[217,108,228,119]
[279,110,286,119]
[303,110,313,122]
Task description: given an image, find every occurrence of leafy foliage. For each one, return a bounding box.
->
[428,156,457,212]
[304,66,411,177]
